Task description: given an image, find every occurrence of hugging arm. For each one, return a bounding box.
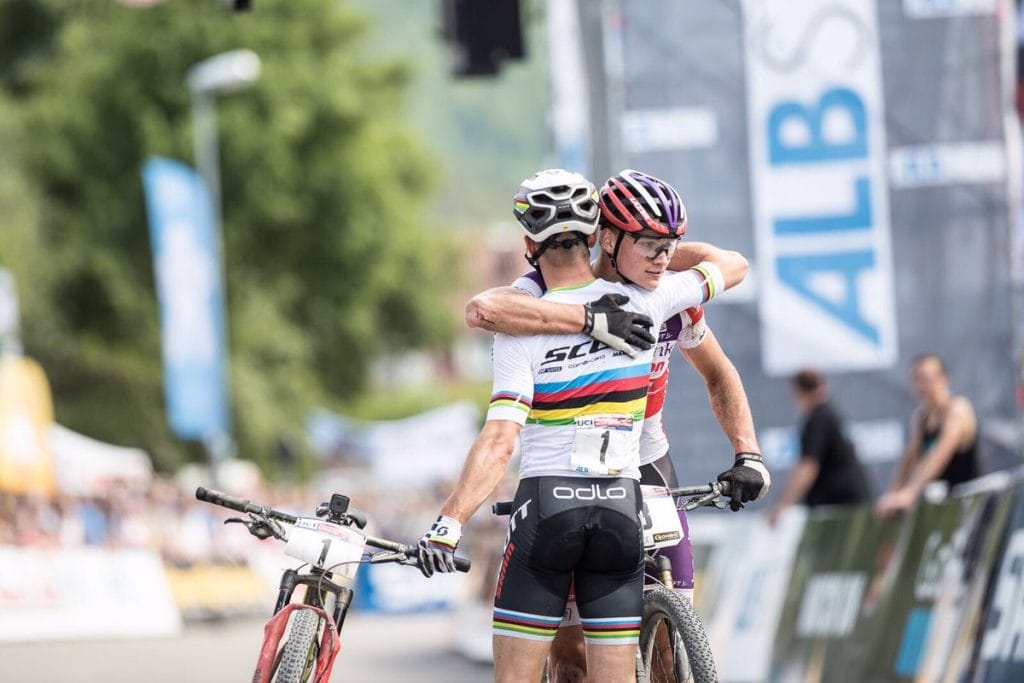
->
[466,288,654,357]
[669,241,748,290]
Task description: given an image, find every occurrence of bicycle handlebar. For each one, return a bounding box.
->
[195,486,471,573]
[196,486,299,524]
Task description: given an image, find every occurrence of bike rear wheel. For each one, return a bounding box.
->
[273,608,322,683]
[638,584,716,683]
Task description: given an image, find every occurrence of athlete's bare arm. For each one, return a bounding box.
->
[439,418,521,524]
[465,286,584,334]
[466,245,747,336]
[767,458,820,526]
[670,241,748,289]
[679,328,760,454]
[877,397,976,519]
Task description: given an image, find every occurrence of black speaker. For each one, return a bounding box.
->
[443,0,525,77]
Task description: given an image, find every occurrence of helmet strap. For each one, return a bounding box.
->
[525,233,588,271]
[608,229,636,286]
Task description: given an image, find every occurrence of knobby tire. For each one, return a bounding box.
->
[638,584,716,683]
[272,608,322,683]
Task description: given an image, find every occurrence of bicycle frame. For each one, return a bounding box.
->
[194,486,470,683]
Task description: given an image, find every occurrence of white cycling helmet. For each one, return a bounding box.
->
[513,169,600,242]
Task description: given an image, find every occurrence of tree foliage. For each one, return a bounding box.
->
[0,0,454,472]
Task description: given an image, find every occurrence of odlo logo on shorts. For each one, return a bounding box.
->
[552,484,628,500]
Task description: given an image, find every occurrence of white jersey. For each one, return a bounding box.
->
[488,268,720,479]
[513,270,710,465]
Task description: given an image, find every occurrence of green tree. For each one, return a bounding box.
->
[1,0,454,472]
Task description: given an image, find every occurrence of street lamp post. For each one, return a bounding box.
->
[185,49,261,472]
[187,49,261,232]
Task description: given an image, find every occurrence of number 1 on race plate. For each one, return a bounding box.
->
[570,414,636,475]
[285,518,367,580]
[640,485,684,549]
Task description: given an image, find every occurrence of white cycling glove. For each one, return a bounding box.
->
[416,515,462,578]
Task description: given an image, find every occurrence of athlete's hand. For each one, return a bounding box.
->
[416,515,463,578]
[582,294,655,359]
[717,453,771,511]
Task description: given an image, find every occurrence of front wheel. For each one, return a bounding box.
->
[638,584,716,683]
[272,608,322,683]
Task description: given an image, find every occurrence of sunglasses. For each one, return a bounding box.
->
[628,234,680,260]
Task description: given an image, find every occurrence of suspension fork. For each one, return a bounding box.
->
[274,568,299,615]
[645,554,674,588]
[333,587,354,632]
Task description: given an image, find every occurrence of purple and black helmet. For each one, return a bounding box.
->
[598,169,687,237]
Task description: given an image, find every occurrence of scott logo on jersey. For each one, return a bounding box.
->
[541,339,614,366]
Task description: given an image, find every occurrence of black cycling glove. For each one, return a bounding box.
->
[582,294,656,358]
[717,453,771,511]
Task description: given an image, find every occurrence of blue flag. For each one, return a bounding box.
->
[141,157,230,441]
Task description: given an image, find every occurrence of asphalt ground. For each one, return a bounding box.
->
[0,611,493,683]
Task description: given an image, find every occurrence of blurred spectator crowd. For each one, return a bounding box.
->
[0,464,516,568]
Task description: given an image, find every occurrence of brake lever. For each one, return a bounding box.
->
[369,551,410,564]
[225,513,287,540]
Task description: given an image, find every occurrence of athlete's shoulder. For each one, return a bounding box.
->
[511,270,545,297]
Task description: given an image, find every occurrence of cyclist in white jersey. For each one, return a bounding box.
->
[416,170,766,683]
[466,169,765,681]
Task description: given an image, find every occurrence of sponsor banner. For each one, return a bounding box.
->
[770,507,905,682]
[0,547,182,641]
[888,142,1007,188]
[164,562,270,619]
[352,561,467,614]
[972,487,1024,680]
[703,510,806,682]
[861,498,969,681]
[743,0,898,374]
[141,156,230,441]
[621,107,719,153]
[917,490,1015,682]
[902,0,999,19]
[762,418,903,469]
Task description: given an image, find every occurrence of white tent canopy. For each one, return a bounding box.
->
[47,423,153,496]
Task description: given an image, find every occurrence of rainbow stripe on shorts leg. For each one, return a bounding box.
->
[492,608,561,642]
[581,616,641,645]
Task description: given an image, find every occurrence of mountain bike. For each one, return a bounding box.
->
[492,480,730,683]
[195,486,471,683]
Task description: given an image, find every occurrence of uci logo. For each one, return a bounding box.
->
[552,484,628,501]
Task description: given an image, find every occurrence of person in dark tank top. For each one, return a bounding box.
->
[875,353,980,518]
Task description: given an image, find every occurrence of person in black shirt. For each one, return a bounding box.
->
[767,369,870,525]
[875,353,980,517]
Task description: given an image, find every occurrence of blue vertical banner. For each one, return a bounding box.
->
[742,0,898,375]
[141,157,230,441]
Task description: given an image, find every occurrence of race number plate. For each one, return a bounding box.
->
[570,414,636,475]
[640,485,684,550]
[285,518,366,579]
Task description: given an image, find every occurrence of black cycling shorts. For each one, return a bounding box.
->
[492,476,643,646]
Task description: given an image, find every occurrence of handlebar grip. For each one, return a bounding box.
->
[718,480,733,497]
[454,555,472,573]
[492,501,513,516]
[195,486,251,513]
